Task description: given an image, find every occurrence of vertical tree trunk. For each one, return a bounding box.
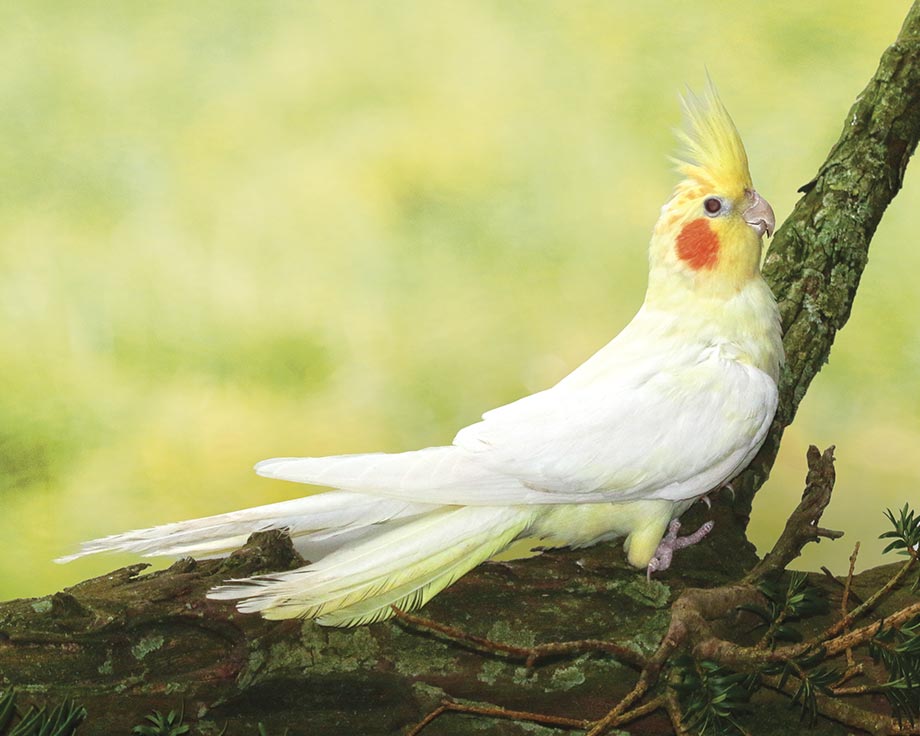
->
[732,0,920,522]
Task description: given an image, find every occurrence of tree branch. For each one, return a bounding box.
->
[745,445,841,582]
[732,0,920,522]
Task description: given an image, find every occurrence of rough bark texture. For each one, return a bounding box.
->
[3,4,920,735]
[2,514,915,736]
[731,0,920,522]
[2,513,912,736]
[0,518,751,736]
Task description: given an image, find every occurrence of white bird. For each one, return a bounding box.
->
[60,83,782,627]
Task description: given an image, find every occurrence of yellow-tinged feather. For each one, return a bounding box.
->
[533,498,682,567]
[315,521,524,626]
[673,79,752,198]
[219,505,534,626]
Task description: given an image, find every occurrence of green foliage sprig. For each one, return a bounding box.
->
[869,615,920,723]
[739,571,828,646]
[131,706,189,736]
[0,691,86,736]
[881,504,920,558]
[129,705,287,736]
[881,503,920,591]
[670,657,754,735]
[762,655,838,726]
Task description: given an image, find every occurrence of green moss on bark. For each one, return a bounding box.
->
[732,2,920,523]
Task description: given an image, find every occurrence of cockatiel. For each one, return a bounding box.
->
[60,83,782,627]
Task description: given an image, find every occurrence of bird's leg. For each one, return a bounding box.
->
[646,519,715,581]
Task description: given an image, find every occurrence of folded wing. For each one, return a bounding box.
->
[257,344,777,506]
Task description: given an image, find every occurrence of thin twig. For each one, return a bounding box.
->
[823,600,920,658]
[696,598,920,669]
[405,704,449,736]
[821,565,866,605]
[833,661,865,689]
[406,694,667,736]
[755,595,792,650]
[406,699,590,736]
[586,695,666,736]
[820,558,918,643]
[392,606,647,670]
[830,683,891,696]
[584,622,684,736]
[763,673,920,736]
[843,543,861,612]
[840,542,861,676]
[664,671,691,736]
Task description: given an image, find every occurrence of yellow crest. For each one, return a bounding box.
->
[673,80,752,197]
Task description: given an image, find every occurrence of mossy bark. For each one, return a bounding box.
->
[2,3,920,735]
[731,0,920,523]
[0,520,747,735]
[1,521,915,735]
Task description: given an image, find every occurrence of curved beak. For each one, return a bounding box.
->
[743,190,775,238]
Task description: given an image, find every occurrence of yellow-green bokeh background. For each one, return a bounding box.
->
[3,1,919,599]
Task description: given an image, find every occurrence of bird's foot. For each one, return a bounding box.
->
[698,481,735,509]
[646,519,715,581]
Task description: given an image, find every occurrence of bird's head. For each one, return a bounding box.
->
[647,81,774,304]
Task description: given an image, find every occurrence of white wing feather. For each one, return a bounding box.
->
[455,345,775,503]
[256,313,777,507]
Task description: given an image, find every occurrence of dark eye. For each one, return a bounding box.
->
[704,197,722,215]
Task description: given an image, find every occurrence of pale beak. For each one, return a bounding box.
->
[743,190,775,238]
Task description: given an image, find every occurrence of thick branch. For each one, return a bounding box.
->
[732,1,920,522]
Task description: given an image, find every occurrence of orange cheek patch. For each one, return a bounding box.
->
[676,218,720,270]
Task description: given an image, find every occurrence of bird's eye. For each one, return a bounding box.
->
[703,197,723,215]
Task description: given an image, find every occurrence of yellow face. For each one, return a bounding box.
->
[650,182,775,296]
[683,185,766,267]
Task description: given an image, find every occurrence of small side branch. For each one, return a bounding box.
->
[405,699,591,736]
[746,445,841,583]
[392,607,647,670]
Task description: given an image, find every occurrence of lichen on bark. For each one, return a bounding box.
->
[731,0,920,523]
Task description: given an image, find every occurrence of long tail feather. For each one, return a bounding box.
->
[56,492,437,563]
[208,505,535,627]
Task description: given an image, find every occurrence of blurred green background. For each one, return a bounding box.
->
[2,1,918,599]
